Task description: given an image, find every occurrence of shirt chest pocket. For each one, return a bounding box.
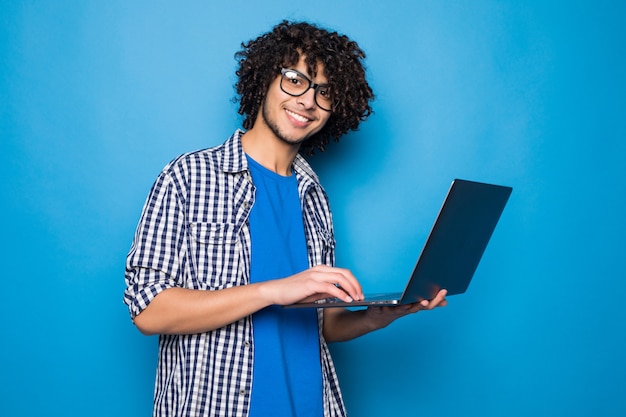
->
[188,222,242,290]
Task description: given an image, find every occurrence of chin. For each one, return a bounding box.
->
[271,125,316,146]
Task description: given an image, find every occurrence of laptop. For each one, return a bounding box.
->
[287,179,512,308]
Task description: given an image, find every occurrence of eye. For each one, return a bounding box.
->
[317,86,331,99]
[285,71,302,85]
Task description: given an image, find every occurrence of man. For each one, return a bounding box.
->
[124,20,447,417]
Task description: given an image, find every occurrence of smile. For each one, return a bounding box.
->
[285,109,312,123]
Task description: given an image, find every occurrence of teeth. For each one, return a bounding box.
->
[286,109,310,123]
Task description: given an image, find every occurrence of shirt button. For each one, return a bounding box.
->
[239,389,247,396]
[243,340,250,348]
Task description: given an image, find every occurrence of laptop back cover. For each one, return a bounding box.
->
[399,179,512,304]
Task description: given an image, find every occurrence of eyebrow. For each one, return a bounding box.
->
[286,68,330,87]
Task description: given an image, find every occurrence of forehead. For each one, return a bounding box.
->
[287,54,328,82]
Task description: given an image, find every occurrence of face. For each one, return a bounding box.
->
[257,55,332,147]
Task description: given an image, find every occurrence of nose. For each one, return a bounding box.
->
[296,87,317,109]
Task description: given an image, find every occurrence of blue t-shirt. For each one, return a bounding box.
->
[246,155,323,417]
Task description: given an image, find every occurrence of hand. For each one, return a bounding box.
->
[364,289,448,330]
[260,265,364,305]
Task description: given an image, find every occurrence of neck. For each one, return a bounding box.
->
[240,128,300,176]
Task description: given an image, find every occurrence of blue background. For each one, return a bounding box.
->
[2,1,625,416]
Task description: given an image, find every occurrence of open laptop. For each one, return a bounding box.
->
[287,179,512,308]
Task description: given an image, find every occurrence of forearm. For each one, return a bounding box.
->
[133,284,272,335]
[131,265,365,336]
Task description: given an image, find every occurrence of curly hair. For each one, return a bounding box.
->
[235,20,374,155]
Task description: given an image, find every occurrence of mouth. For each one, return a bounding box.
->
[285,109,313,124]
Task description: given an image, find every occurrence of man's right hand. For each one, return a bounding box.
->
[260,265,364,305]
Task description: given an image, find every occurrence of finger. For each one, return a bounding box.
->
[432,289,448,307]
[409,302,427,313]
[301,270,359,303]
[315,266,363,300]
[420,289,448,310]
[296,281,356,304]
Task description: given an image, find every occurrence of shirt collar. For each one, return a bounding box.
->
[221,129,322,188]
[220,129,248,174]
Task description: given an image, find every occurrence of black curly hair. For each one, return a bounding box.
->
[235,20,374,155]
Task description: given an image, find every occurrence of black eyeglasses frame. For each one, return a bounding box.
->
[279,68,334,112]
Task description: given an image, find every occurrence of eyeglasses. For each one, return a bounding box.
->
[279,68,334,112]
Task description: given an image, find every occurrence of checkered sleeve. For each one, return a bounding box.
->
[124,169,186,319]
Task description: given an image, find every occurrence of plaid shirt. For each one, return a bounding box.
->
[124,130,347,417]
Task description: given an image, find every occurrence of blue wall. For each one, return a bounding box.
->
[2,1,625,416]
